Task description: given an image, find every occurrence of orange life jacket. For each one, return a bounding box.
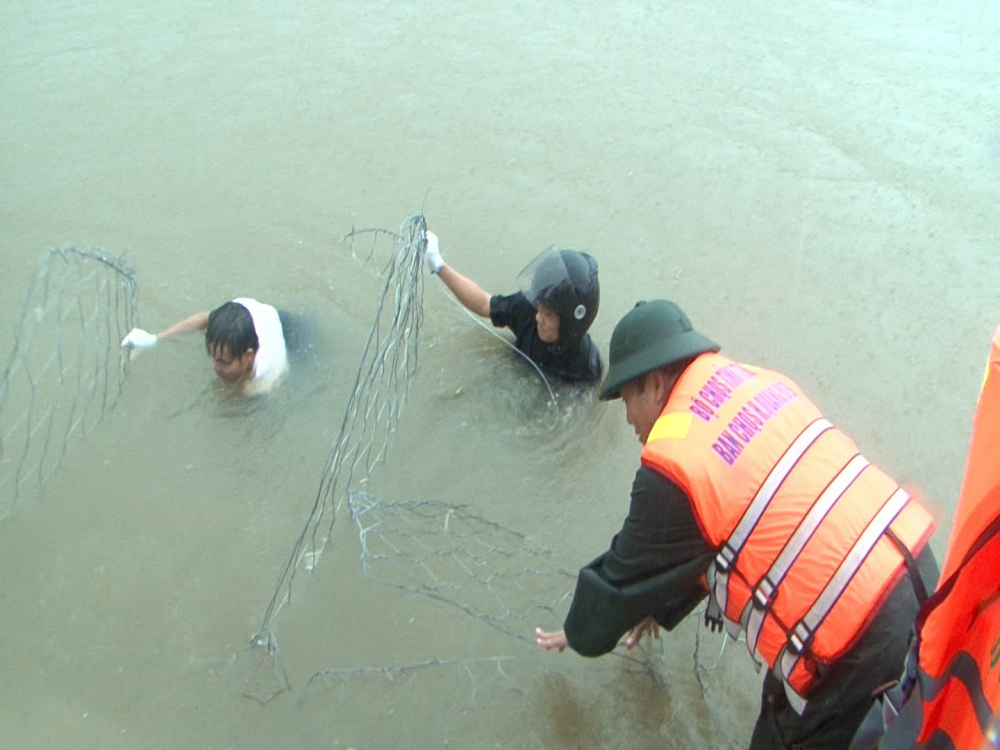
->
[896,325,1000,749]
[641,353,935,714]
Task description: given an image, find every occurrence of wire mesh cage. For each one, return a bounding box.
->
[0,246,138,520]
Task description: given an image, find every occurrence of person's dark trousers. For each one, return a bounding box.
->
[748,547,938,749]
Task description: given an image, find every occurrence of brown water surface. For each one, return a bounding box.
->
[1,1,997,748]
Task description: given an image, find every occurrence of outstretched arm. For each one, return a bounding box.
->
[435,265,491,318]
[156,311,209,339]
[121,310,210,354]
[425,231,491,318]
[536,468,713,658]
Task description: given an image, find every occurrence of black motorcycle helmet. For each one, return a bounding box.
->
[516,248,600,349]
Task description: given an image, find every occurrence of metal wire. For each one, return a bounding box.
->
[252,214,427,651]
[434,284,558,407]
[347,491,577,643]
[0,247,137,520]
[692,606,748,698]
[310,655,518,700]
[343,488,746,704]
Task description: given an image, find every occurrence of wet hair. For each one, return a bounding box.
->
[206,301,258,357]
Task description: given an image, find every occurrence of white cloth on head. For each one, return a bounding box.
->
[233,297,289,394]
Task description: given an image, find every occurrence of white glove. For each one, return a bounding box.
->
[121,327,158,355]
[424,230,445,275]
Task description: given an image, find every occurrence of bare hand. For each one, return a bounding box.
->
[625,616,660,650]
[535,627,568,653]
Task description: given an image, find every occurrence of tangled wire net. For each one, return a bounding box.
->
[309,492,741,703]
[348,491,577,643]
[0,247,137,521]
[252,215,427,653]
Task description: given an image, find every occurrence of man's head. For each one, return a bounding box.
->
[517,249,600,349]
[601,299,720,440]
[206,301,259,384]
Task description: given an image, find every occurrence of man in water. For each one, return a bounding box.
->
[424,230,602,385]
[121,298,289,395]
[535,299,938,748]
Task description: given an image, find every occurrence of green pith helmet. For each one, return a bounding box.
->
[599,299,720,400]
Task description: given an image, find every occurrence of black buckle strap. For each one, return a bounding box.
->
[885,528,929,606]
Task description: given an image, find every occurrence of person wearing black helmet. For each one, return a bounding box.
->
[534,299,938,749]
[423,230,602,385]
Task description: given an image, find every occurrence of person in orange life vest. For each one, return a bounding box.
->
[849,324,1000,750]
[423,230,603,385]
[121,299,290,396]
[534,299,939,749]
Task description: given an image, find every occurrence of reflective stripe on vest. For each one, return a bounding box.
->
[641,353,935,713]
[745,452,871,659]
[712,418,833,625]
[779,487,911,706]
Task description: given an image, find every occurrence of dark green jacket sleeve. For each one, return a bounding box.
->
[563,467,714,657]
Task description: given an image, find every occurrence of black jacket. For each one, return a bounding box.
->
[489,292,602,385]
